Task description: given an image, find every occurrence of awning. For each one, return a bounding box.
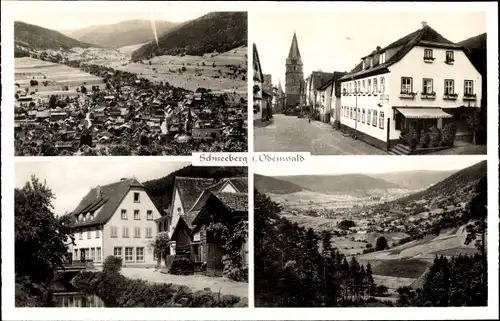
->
[395,107,452,119]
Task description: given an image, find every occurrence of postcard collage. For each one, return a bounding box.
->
[1,1,498,320]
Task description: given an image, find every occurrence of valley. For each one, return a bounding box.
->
[255,160,487,300]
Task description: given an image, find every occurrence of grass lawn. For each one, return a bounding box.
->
[370,259,431,279]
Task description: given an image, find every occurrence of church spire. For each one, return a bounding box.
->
[286,32,302,65]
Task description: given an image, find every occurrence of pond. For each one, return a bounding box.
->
[52,278,105,307]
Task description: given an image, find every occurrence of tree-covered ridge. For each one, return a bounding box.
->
[142,166,248,212]
[14,21,94,51]
[131,12,247,61]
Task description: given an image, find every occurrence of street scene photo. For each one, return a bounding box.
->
[254,156,487,306]
[252,11,487,155]
[15,160,248,307]
[14,4,248,156]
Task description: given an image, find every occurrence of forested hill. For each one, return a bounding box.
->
[131,12,247,61]
[390,160,486,205]
[14,21,94,52]
[254,174,306,195]
[143,166,247,211]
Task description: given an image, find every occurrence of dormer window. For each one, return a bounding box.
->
[89,212,94,220]
[379,52,386,64]
[369,58,373,68]
[362,60,365,70]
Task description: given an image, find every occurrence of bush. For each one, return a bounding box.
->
[103,256,122,274]
[429,126,442,147]
[408,127,419,150]
[338,220,356,230]
[72,270,246,307]
[419,129,430,148]
[441,123,457,147]
[168,256,194,275]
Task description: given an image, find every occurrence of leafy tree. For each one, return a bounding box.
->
[375,236,388,251]
[15,176,75,305]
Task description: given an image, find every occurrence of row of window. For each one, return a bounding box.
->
[342,106,385,129]
[114,246,145,262]
[74,247,102,263]
[342,76,386,95]
[424,49,454,63]
[110,226,154,238]
[362,52,386,70]
[121,209,154,220]
[401,77,474,96]
[77,226,154,240]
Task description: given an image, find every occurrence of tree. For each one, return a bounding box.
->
[15,176,75,304]
[80,85,87,94]
[150,232,170,269]
[375,236,388,251]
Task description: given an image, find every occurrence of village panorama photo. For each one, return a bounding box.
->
[252,11,487,155]
[14,159,249,307]
[13,2,248,156]
[254,156,488,307]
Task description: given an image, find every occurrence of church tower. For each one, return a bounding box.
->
[285,32,304,109]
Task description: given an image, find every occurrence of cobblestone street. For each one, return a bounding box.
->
[254,114,387,155]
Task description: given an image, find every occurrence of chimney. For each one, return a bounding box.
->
[376,46,382,51]
[421,21,428,28]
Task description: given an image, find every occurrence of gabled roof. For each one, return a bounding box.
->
[225,177,248,193]
[317,71,347,91]
[191,192,248,228]
[174,177,215,214]
[286,32,303,65]
[72,178,144,228]
[253,43,264,83]
[309,71,334,90]
[341,24,462,81]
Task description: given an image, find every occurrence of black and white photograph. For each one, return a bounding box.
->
[13,3,248,156]
[15,160,248,307]
[253,11,487,155]
[254,156,487,307]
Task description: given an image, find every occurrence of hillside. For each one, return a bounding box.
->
[254,174,305,195]
[275,174,399,195]
[391,160,486,205]
[14,21,94,54]
[131,12,247,61]
[63,20,179,49]
[368,170,457,190]
[143,166,247,211]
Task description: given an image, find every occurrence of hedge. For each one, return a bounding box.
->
[71,256,247,307]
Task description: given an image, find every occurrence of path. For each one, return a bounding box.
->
[254,114,387,155]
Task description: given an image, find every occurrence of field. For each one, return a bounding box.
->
[85,46,247,93]
[15,57,104,93]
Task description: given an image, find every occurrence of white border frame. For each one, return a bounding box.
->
[2,1,499,320]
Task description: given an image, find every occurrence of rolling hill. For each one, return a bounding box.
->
[254,174,306,195]
[131,11,247,61]
[275,174,400,195]
[368,170,457,190]
[391,160,486,204]
[14,21,94,55]
[143,166,247,211]
[62,20,179,49]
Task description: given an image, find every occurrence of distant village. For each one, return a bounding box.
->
[14,52,248,156]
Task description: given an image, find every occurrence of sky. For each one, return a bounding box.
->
[252,11,486,87]
[15,160,190,215]
[11,1,210,30]
[254,156,487,177]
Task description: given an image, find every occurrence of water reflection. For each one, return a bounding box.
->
[53,292,105,307]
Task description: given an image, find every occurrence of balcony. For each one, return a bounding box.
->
[420,92,436,100]
[399,92,417,99]
[423,57,435,63]
[443,93,458,100]
[463,94,477,101]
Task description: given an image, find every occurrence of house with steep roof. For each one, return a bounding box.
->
[315,71,347,124]
[165,176,248,276]
[70,178,162,266]
[339,21,482,152]
[253,43,265,120]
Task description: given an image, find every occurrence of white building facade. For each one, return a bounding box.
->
[339,22,482,150]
